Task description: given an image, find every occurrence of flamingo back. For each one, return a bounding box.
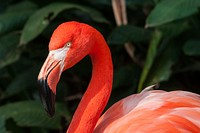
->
[94,90,200,133]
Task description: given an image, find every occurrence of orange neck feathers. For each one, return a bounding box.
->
[67,30,113,133]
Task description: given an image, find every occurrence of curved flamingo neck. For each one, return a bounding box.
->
[67,31,113,133]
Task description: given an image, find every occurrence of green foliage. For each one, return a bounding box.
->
[183,40,200,56]
[108,25,152,44]
[145,41,180,87]
[3,67,36,98]
[0,101,68,132]
[0,1,36,35]
[0,0,200,132]
[0,118,7,133]
[146,0,200,27]
[0,32,21,68]
[20,2,108,45]
[113,65,140,90]
[138,30,162,91]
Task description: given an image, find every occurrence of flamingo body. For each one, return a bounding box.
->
[37,21,200,133]
[95,90,200,132]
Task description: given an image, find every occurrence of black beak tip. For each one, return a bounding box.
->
[37,78,56,117]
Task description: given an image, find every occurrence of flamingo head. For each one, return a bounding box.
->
[37,21,95,117]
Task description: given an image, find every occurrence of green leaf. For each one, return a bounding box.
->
[158,21,190,38]
[0,1,36,35]
[127,0,153,6]
[3,67,37,98]
[20,3,108,45]
[0,0,9,13]
[0,48,21,69]
[138,30,162,92]
[108,25,152,45]
[6,1,37,12]
[145,42,180,85]
[0,11,34,35]
[146,0,200,27]
[0,33,22,69]
[183,40,200,56]
[0,101,69,130]
[0,33,19,57]
[153,0,161,4]
[0,118,7,133]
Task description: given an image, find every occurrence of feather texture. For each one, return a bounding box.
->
[95,90,200,132]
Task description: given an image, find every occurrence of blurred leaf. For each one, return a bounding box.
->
[153,0,161,4]
[6,1,37,12]
[0,33,22,69]
[113,65,140,89]
[146,0,200,27]
[158,21,190,38]
[127,0,153,6]
[107,66,140,108]
[0,11,34,35]
[3,67,36,98]
[0,0,10,13]
[138,30,162,92]
[145,42,180,86]
[85,0,111,6]
[183,40,200,56]
[0,1,36,35]
[20,2,109,45]
[0,101,69,130]
[108,25,151,45]
[0,118,7,133]
[0,48,21,69]
[0,33,19,57]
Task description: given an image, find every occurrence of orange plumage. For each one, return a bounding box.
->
[38,21,200,133]
[95,90,200,132]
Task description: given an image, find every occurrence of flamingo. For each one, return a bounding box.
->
[37,21,200,133]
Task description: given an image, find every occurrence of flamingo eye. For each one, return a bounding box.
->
[65,42,72,47]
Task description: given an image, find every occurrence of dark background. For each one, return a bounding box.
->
[0,0,200,132]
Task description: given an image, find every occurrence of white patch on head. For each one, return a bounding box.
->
[50,42,72,60]
[48,42,72,75]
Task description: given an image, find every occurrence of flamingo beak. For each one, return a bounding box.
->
[37,52,63,117]
[37,78,56,117]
